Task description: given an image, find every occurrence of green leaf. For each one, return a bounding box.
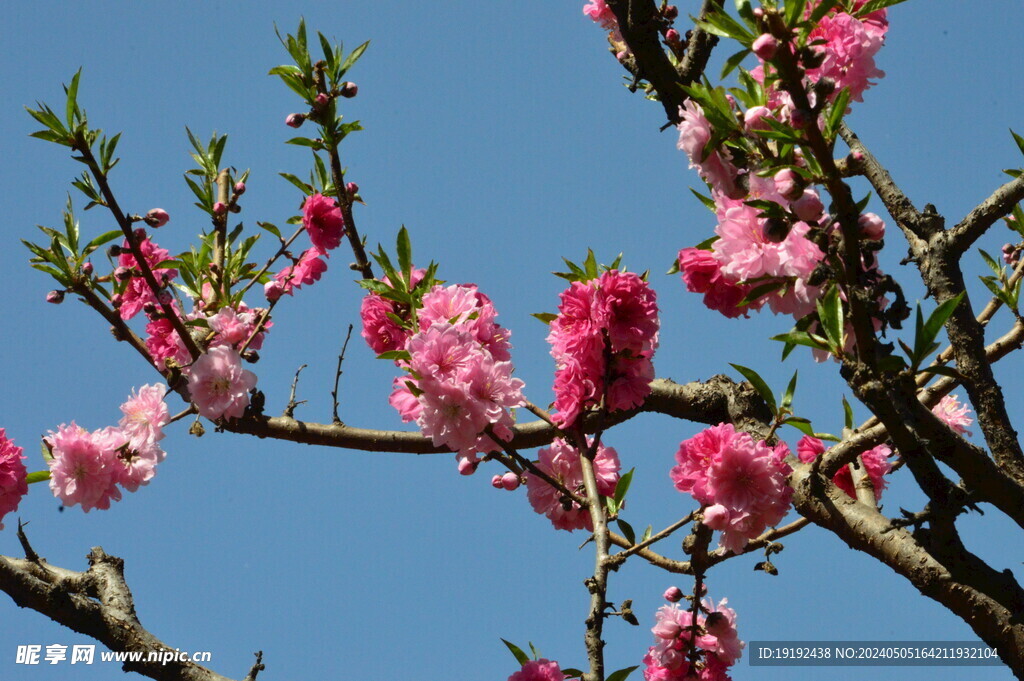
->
[689,188,717,213]
[531,312,557,324]
[501,639,530,667]
[808,0,841,23]
[816,286,844,353]
[396,226,412,277]
[694,235,719,251]
[979,249,1004,278]
[738,279,784,306]
[375,350,411,362]
[720,48,751,79]
[279,172,313,194]
[607,666,640,681]
[65,68,82,129]
[26,470,51,485]
[612,468,634,512]
[734,0,755,23]
[856,0,909,16]
[825,88,851,138]
[781,371,798,411]
[561,669,586,679]
[617,518,636,545]
[842,395,854,431]
[771,330,829,352]
[340,41,370,76]
[640,525,653,542]
[583,249,599,281]
[783,418,815,437]
[730,363,777,415]
[920,293,964,357]
[916,365,965,380]
[784,0,808,28]
[285,137,323,149]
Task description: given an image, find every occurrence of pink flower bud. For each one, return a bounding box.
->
[753,7,764,19]
[773,168,803,201]
[491,475,504,489]
[457,457,478,476]
[501,472,521,491]
[791,190,824,222]
[340,82,358,98]
[663,5,678,20]
[653,619,683,640]
[213,201,228,215]
[663,586,684,602]
[851,150,865,162]
[46,290,65,304]
[111,293,123,309]
[665,28,680,43]
[114,266,132,281]
[615,50,629,61]
[752,33,780,60]
[346,181,359,197]
[744,105,771,131]
[81,262,94,276]
[789,108,812,128]
[133,228,148,241]
[858,212,885,241]
[315,93,329,106]
[145,208,170,228]
[285,113,305,128]
[1002,243,1015,254]
[264,280,284,302]
[234,181,246,195]
[157,290,172,305]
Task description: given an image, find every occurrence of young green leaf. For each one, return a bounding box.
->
[781,370,798,411]
[607,666,640,681]
[815,286,844,353]
[501,639,530,667]
[730,363,777,415]
[617,518,636,545]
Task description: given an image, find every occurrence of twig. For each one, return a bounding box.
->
[16,520,41,563]
[331,325,353,424]
[243,652,265,681]
[283,364,308,418]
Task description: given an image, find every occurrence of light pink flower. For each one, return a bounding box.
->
[806,12,886,103]
[677,100,740,198]
[389,377,422,423]
[118,237,178,320]
[932,394,973,435]
[118,384,169,449]
[419,284,512,361]
[275,249,328,295]
[508,658,565,681]
[301,193,345,253]
[47,423,122,512]
[416,377,489,452]
[184,345,257,420]
[701,598,744,666]
[678,248,759,319]
[524,438,620,532]
[0,429,28,530]
[582,0,617,30]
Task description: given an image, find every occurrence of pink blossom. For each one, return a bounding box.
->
[47,423,122,512]
[671,423,793,553]
[582,0,617,29]
[264,280,285,302]
[508,659,565,681]
[416,377,490,452]
[859,212,885,240]
[597,270,660,356]
[145,309,193,368]
[360,293,409,355]
[118,384,169,449]
[113,439,162,493]
[184,345,257,420]
[806,12,886,103]
[524,438,620,531]
[145,208,169,227]
[419,285,512,360]
[301,193,346,253]
[790,189,825,222]
[678,248,758,319]
[663,586,684,603]
[275,248,328,295]
[932,394,973,435]
[752,33,779,60]
[389,377,422,423]
[117,237,178,320]
[713,203,822,282]
[677,100,740,198]
[701,598,744,666]
[0,429,28,530]
[832,444,892,499]
[796,435,827,463]
[408,323,477,381]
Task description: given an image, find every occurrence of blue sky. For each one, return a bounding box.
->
[1,1,1021,679]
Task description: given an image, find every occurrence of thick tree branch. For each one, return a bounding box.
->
[0,546,245,681]
[947,174,1024,254]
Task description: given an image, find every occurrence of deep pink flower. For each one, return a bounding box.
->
[184,345,257,420]
[275,248,328,295]
[389,377,422,423]
[597,270,660,356]
[47,423,122,512]
[524,438,620,531]
[796,435,827,463]
[508,659,565,681]
[677,100,740,198]
[117,237,178,320]
[119,384,169,449]
[752,33,779,60]
[832,444,891,499]
[806,12,886,103]
[301,193,345,253]
[932,394,973,435]
[583,0,617,29]
[0,429,28,530]
[360,293,408,355]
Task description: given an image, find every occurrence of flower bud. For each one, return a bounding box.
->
[752,33,779,60]
[46,290,65,304]
[111,293,123,309]
[791,190,824,222]
[456,457,478,475]
[789,107,812,128]
[744,105,771,131]
[133,227,148,241]
[762,217,791,243]
[285,113,305,128]
[340,82,358,98]
[264,280,285,302]
[315,92,329,106]
[346,181,359,198]
[242,350,260,363]
[114,266,132,281]
[1002,243,1015,255]
[663,586,684,602]
[157,290,172,305]
[143,301,158,316]
[229,203,242,213]
[81,262,94,276]
[773,168,804,201]
[144,208,170,228]
[491,474,504,489]
[663,5,678,20]
[858,212,885,241]
[213,201,228,215]
[665,28,680,43]
[108,245,122,257]
[234,181,246,195]
[501,472,521,491]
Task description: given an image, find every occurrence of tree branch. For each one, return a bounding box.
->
[947,174,1024,254]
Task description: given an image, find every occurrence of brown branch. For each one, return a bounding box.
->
[0,546,243,681]
[948,174,1024,254]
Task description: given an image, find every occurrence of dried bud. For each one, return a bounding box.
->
[144,208,170,227]
[81,262,94,276]
[1002,243,1015,255]
[157,290,172,305]
[285,113,305,128]
[143,301,158,316]
[752,33,779,60]
[229,203,241,213]
[662,586,684,603]
[234,181,246,195]
[815,77,837,98]
[340,82,358,98]
[663,4,678,19]
[762,217,791,243]
[108,245,122,257]
[189,420,206,437]
[213,201,228,215]
[133,227,148,241]
[500,472,521,491]
[242,350,260,363]
[46,290,65,304]
[114,266,132,281]
[789,108,812,129]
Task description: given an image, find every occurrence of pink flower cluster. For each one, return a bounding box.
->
[117,236,178,320]
[46,385,170,512]
[301,193,346,253]
[642,597,744,681]
[548,271,659,428]
[146,303,269,368]
[0,429,28,530]
[184,345,258,421]
[524,437,620,532]
[272,248,328,298]
[932,394,973,435]
[359,268,427,354]
[671,423,793,554]
[797,436,892,500]
[508,659,567,681]
[380,284,523,472]
[805,6,888,103]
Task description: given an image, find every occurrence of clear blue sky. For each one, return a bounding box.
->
[1,1,1021,679]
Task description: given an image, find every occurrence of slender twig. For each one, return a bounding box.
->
[167,405,197,426]
[608,511,696,563]
[235,226,305,298]
[283,364,308,418]
[331,325,353,424]
[71,280,162,374]
[214,169,231,299]
[242,652,265,681]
